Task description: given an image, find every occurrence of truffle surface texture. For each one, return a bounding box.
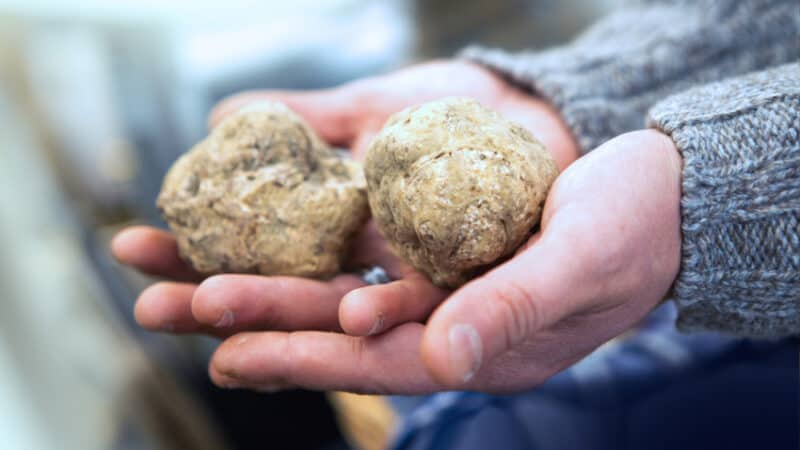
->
[158,102,369,278]
[365,97,558,288]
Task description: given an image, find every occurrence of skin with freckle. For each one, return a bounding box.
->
[365,97,558,288]
[157,102,369,278]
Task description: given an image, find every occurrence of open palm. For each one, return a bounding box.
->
[170,129,681,395]
[112,62,608,392]
[112,60,577,342]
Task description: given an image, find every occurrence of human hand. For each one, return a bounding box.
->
[111,60,577,340]
[197,129,682,394]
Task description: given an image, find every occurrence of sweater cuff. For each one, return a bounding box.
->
[647,63,800,338]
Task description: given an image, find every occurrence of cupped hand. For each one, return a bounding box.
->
[112,60,577,342]
[197,129,682,394]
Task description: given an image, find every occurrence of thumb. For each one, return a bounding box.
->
[420,225,585,388]
[208,87,361,147]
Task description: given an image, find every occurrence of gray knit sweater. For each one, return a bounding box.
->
[461,0,800,337]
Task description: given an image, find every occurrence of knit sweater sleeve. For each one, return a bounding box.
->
[646,63,800,338]
[460,0,800,154]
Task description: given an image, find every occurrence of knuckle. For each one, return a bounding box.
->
[285,333,312,371]
[350,340,394,396]
[349,336,367,365]
[490,279,540,349]
[255,295,282,330]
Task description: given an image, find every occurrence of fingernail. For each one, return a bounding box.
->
[367,313,385,336]
[448,324,482,383]
[214,309,235,328]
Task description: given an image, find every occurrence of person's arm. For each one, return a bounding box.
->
[648,62,800,337]
[461,0,800,154]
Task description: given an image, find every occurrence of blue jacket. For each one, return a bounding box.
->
[389,304,797,450]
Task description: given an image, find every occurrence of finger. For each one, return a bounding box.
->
[192,274,365,333]
[208,89,359,147]
[421,219,590,388]
[111,226,203,282]
[339,275,448,336]
[208,323,443,394]
[135,282,203,333]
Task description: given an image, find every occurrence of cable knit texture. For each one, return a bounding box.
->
[648,63,800,337]
[461,0,800,154]
[461,0,800,337]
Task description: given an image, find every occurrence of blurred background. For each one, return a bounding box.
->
[0,1,613,449]
[2,1,797,450]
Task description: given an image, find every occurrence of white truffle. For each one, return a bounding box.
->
[364,97,558,288]
[158,102,369,278]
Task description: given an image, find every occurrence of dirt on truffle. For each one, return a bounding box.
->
[364,97,558,288]
[158,102,369,278]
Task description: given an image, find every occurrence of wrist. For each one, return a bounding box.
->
[636,129,683,300]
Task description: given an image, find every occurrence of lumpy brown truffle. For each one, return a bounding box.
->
[157,102,369,278]
[364,97,558,288]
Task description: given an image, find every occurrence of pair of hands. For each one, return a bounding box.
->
[112,60,682,394]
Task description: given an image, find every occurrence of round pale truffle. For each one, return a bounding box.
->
[364,97,558,288]
[157,102,369,278]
